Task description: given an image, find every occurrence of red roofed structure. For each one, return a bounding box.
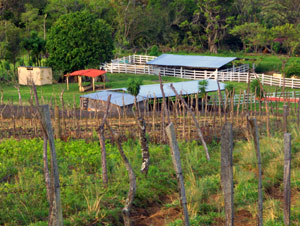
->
[65,69,107,92]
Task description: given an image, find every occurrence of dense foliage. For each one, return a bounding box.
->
[1,0,300,62]
[1,127,300,225]
[127,78,142,97]
[46,11,114,73]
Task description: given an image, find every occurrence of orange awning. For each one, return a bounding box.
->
[65,69,106,78]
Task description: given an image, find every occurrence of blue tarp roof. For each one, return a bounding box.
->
[147,54,237,69]
[81,80,225,107]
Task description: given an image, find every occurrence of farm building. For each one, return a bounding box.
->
[80,79,225,113]
[146,54,237,72]
[18,66,52,85]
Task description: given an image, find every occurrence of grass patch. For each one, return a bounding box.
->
[0,73,185,106]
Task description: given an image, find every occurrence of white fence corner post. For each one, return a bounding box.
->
[180,67,183,78]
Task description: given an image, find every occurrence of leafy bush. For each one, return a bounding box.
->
[198,80,208,98]
[127,78,142,96]
[251,78,264,98]
[284,62,300,78]
[225,83,234,97]
[149,45,160,56]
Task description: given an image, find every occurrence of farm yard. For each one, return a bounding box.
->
[1,67,300,225]
[1,0,300,225]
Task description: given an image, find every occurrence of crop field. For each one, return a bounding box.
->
[1,127,300,225]
[1,70,300,225]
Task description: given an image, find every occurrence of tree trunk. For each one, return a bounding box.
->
[138,116,150,175]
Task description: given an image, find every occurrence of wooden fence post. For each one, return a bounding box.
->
[247,117,263,226]
[97,95,111,186]
[166,123,190,226]
[283,133,291,226]
[39,105,63,226]
[54,105,61,139]
[283,105,288,133]
[106,123,136,226]
[221,122,234,226]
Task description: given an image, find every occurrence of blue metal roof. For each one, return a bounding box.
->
[80,80,225,107]
[137,80,225,99]
[80,91,145,107]
[147,54,237,69]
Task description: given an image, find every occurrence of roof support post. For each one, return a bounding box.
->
[180,67,183,78]
[78,76,82,92]
[215,69,218,81]
[92,77,95,92]
[66,75,69,91]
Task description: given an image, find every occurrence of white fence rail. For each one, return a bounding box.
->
[210,91,300,106]
[111,55,157,65]
[104,55,300,89]
[219,64,249,73]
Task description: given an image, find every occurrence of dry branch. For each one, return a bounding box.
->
[170,83,210,160]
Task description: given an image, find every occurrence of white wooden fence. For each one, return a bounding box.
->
[210,91,300,106]
[104,55,300,89]
[111,55,157,65]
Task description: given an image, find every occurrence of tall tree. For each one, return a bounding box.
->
[0,20,22,73]
[46,10,114,73]
[22,31,46,66]
[192,0,234,53]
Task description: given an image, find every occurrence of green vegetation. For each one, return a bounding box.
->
[1,0,300,82]
[1,125,300,225]
[0,73,185,106]
[251,79,264,98]
[198,80,208,98]
[46,11,114,73]
[127,78,142,97]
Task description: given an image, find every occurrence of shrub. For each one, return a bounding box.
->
[127,78,142,97]
[251,79,264,98]
[225,83,234,97]
[198,80,208,98]
[284,62,300,78]
[149,45,160,56]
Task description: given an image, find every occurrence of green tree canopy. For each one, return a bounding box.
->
[46,10,114,73]
[22,30,46,66]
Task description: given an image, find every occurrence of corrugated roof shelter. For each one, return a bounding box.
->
[147,54,237,69]
[80,79,225,112]
[65,69,107,92]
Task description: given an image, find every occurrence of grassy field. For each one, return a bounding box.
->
[1,124,300,225]
[0,73,185,106]
[1,71,300,107]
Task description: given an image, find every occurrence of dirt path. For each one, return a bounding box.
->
[131,196,181,226]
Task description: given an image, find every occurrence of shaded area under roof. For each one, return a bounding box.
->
[81,80,225,107]
[147,54,237,69]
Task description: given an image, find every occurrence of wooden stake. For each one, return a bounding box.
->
[97,95,111,186]
[39,105,63,226]
[107,123,136,226]
[283,133,291,226]
[283,105,288,133]
[247,117,263,226]
[170,84,210,160]
[166,123,190,226]
[221,122,234,226]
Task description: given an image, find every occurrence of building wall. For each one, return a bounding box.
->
[18,67,52,86]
